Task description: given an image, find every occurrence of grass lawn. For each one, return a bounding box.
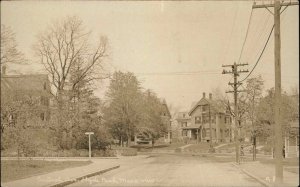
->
[1,160,92,183]
[216,143,236,150]
[153,142,186,150]
[284,167,299,174]
[129,142,186,151]
[258,157,299,166]
[184,143,211,152]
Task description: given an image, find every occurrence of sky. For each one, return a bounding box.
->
[1,1,299,112]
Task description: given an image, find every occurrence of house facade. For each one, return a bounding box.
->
[176,92,232,143]
[1,66,52,127]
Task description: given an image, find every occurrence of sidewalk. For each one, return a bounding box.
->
[1,159,120,187]
[233,161,299,187]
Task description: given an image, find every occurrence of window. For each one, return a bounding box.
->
[212,116,215,123]
[182,122,187,127]
[40,112,45,121]
[43,82,47,90]
[195,116,201,124]
[183,114,186,118]
[202,115,209,123]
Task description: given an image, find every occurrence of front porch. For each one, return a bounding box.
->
[181,126,214,143]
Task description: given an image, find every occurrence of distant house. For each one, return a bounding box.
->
[1,66,52,126]
[176,92,232,143]
[176,112,191,138]
[285,121,299,158]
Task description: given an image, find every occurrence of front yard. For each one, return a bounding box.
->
[1,160,92,182]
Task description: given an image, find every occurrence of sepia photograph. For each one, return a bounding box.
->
[0,0,299,187]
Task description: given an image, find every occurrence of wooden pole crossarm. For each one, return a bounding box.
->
[252,1,299,9]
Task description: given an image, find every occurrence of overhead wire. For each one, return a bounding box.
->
[135,70,221,76]
[220,2,239,65]
[237,8,254,64]
[240,24,275,83]
[244,12,272,63]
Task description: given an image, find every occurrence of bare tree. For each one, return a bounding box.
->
[244,75,264,160]
[1,24,25,66]
[33,16,108,149]
[33,16,108,106]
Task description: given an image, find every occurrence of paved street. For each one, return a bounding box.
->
[69,154,262,187]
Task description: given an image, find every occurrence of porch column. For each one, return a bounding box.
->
[196,129,199,144]
[285,136,288,158]
[296,136,299,158]
[134,135,137,145]
[199,127,202,142]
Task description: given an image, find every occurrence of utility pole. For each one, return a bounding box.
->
[252,0,298,185]
[222,62,248,164]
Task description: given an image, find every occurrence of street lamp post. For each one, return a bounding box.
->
[85,132,94,160]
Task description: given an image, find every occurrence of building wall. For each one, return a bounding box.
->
[190,106,202,125]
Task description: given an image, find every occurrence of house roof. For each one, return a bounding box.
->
[176,112,191,121]
[160,98,171,117]
[1,74,51,96]
[188,97,226,116]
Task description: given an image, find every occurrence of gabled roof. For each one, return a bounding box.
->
[160,98,171,117]
[188,97,226,116]
[1,74,51,96]
[176,111,191,120]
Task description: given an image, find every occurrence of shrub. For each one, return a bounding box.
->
[174,148,182,153]
[92,149,116,157]
[116,148,137,156]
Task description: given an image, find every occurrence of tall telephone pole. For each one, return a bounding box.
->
[222,62,248,164]
[252,0,298,184]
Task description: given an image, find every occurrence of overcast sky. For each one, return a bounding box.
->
[1,1,299,112]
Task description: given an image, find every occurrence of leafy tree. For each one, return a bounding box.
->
[256,88,299,146]
[139,90,165,147]
[243,75,264,160]
[103,71,142,147]
[1,89,42,158]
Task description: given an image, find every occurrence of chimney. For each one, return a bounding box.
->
[202,92,206,98]
[209,93,212,100]
[2,65,6,76]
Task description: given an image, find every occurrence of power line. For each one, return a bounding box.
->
[238,8,254,63]
[244,13,271,62]
[221,2,239,65]
[135,70,220,76]
[240,24,275,82]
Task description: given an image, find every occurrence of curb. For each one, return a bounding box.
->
[231,163,271,187]
[48,165,120,187]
